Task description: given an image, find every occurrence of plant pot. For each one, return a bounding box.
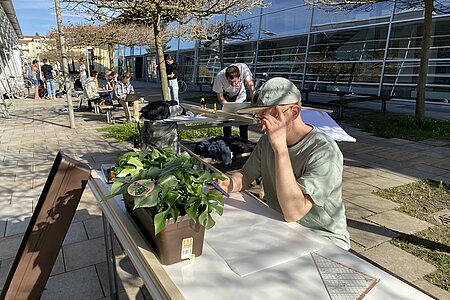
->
[124,200,205,265]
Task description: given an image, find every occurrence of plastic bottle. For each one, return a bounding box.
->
[200,95,206,109]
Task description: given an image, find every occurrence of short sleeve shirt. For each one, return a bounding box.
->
[243,127,350,250]
[41,64,54,80]
[213,63,253,103]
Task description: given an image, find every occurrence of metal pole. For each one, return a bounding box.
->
[54,0,75,128]
[253,7,264,76]
[378,0,397,97]
[302,5,315,90]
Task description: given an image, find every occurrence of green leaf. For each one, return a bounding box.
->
[158,173,178,188]
[154,211,168,235]
[110,180,125,193]
[198,210,208,227]
[133,188,160,208]
[127,157,144,169]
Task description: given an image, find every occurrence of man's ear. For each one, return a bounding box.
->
[292,105,300,118]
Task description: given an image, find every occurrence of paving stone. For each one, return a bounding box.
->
[5,216,31,237]
[343,201,374,219]
[0,220,6,238]
[412,278,450,300]
[346,194,399,213]
[62,221,88,246]
[349,241,366,253]
[42,266,104,300]
[362,242,436,282]
[83,216,105,239]
[0,200,33,219]
[342,180,377,196]
[96,255,144,297]
[0,257,14,288]
[366,210,434,235]
[0,234,23,260]
[347,218,399,248]
[63,237,106,272]
[50,249,65,276]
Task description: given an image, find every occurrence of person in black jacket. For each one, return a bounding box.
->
[165,54,181,103]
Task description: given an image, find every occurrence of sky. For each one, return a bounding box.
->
[12,0,88,36]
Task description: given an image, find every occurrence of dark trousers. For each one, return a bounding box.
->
[223,125,248,140]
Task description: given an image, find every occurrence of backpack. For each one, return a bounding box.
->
[140,100,184,121]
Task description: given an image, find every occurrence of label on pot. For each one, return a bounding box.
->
[127,179,155,197]
[181,237,194,259]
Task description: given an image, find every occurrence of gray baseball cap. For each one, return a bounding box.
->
[237,77,301,114]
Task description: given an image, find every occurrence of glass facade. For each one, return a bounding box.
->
[119,0,450,102]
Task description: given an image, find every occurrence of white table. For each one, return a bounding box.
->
[89,170,433,300]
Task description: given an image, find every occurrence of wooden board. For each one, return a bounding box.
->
[1,152,91,300]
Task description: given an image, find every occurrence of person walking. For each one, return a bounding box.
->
[31,60,41,100]
[213,63,256,139]
[41,59,57,100]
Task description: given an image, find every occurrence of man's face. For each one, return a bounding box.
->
[122,77,130,84]
[166,58,173,65]
[227,76,241,88]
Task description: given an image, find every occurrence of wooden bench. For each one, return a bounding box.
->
[99,105,115,123]
[329,95,391,120]
[195,79,214,93]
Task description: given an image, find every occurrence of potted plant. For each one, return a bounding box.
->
[107,146,226,264]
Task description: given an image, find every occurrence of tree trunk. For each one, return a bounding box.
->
[153,12,169,101]
[107,43,115,70]
[416,0,434,120]
[54,0,75,128]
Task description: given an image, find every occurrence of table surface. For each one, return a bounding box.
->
[89,170,434,300]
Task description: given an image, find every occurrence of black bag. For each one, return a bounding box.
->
[140,100,184,121]
[74,79,83,91]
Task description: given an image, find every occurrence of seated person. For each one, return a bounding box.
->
[113,73,139,122]
[83,70,101,110]
[107,71,118,91]
[219,77,350,250]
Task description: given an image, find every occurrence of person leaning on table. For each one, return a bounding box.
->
[113,73,139,122]
[213,63,256,140]
[218,77,350,250]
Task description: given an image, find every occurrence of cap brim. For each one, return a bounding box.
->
[236,106,271,114]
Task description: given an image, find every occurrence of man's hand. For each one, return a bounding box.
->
[216,176,233,193]
[261,106,288,152]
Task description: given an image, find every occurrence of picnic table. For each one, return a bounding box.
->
[301,88,392,119]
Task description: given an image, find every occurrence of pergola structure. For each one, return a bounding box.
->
[0,0,23,92]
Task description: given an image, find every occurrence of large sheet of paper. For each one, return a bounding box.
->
[301,109,356,142]
[206,193,325,277]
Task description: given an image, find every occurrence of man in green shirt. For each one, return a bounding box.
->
[219,77,350,250]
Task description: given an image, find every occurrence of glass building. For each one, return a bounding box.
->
[118,0,450,102]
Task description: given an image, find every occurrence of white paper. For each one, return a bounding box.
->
[301,109,356,142]
[206,194,325,277]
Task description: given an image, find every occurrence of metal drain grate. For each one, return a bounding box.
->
[432,209,450,226]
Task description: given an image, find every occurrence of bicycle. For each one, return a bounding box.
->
[0,76,29,100]
[178,78,188,94]
[24,77,34,95]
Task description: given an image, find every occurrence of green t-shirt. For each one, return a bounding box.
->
[243,127,350,250]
